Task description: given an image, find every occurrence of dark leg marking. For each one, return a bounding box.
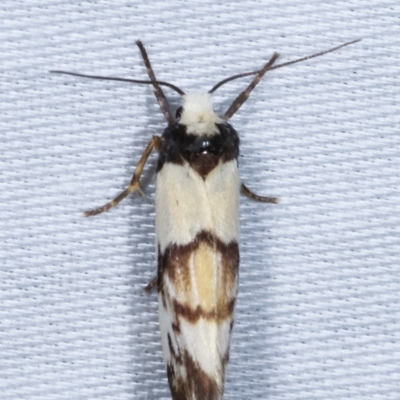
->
[84,135,161,217]
[241,183,279,203]
[143,276,157,293]
[224,52,280,120]
[136,41,174,125]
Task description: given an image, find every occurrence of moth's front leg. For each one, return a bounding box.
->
[84,135,162,217]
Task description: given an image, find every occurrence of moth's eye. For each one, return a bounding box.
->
[175,107,183,119]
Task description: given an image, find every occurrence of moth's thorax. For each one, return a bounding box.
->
[179,93,223,136]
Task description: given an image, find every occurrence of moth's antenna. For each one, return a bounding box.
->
[224,52,280,120]
[50,70,185,96]
[209,39,361,94]
[269,39,361,72]
[135,40,175,124]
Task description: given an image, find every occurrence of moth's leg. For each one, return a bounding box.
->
[241,183,279,204]
[84,135,162,217]
[143,276,158,294]
[136,41,174,124]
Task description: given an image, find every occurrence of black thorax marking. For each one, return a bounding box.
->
[157,122,239,179]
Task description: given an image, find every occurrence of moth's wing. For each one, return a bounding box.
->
[156,160,240,400]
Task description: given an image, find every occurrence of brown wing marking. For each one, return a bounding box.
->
[158,230,239,400]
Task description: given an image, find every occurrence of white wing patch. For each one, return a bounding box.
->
[155,159,240,253]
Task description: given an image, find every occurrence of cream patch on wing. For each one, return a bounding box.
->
[156,160,240,253]
[193,241,218,312]
[205,160,241,245]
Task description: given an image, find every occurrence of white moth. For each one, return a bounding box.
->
[52,39,360,400]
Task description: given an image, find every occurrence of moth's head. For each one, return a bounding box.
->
[176,93,223,136]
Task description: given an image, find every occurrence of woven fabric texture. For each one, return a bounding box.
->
[1,1,399,399]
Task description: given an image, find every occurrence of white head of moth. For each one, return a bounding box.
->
[179,93,223,135]
[51,39,360,400]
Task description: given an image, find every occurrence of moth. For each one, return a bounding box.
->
[52,39,360,400]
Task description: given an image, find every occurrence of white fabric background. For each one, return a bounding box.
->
[1,1,399,399]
